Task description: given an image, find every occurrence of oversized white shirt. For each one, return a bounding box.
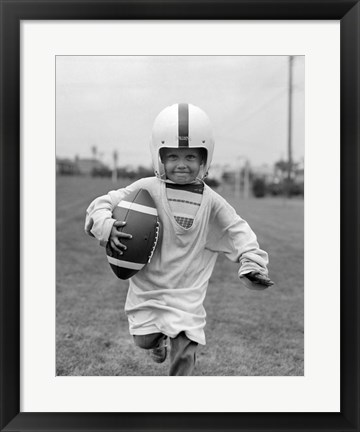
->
[85,177,269,345]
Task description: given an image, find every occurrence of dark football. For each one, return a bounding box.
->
[106,189,159,280]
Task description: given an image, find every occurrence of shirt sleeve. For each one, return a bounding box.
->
[84,179,144,247]
[206,193,269,277]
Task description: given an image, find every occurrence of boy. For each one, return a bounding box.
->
[85,103,273,376]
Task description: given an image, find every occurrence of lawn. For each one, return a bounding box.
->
[56,176,304,376]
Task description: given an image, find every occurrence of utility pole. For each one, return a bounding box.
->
[287,56,294,195]
[234,156,250,199]
[112,150,118,184]
[91,145,97,160]
[243,159,250,199]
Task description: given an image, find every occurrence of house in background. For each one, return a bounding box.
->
[56,157,109,176]
[56,158,78,175]
[76,158,108,175]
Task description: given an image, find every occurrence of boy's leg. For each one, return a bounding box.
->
[133,333,165,349]
[169,332,198,376]
[133,333,168,363]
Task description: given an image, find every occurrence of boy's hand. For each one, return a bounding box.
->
[240,271,274,290]
[109,221,132,255]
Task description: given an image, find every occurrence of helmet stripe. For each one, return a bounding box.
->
[178,103,189,147]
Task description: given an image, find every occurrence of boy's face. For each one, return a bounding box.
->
[160,147,204,184]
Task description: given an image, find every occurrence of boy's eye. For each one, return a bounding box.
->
[187,154,201,161]
[162,152,199,161]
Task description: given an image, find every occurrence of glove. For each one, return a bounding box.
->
[240,271,274,290]
[245,271,274,286]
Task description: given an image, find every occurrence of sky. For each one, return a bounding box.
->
[56,56,304,169]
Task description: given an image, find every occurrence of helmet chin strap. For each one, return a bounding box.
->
[159,177,205,186]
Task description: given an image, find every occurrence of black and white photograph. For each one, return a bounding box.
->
[2,1,360,428]
[56,55,304,377]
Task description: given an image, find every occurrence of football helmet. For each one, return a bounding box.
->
[150,103,214,180]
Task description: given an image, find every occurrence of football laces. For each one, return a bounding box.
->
[148,220,160,263]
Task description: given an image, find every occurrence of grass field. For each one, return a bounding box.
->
[56,176,304,376]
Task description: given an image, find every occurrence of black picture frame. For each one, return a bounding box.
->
[1,1,359,431]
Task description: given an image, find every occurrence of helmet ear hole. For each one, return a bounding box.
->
[200,148,207,165]
[159,148,166,162]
